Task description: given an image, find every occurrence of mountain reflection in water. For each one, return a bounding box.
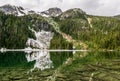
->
[0,50,73,70]
[26,51,53,70]
[0,51,120,81]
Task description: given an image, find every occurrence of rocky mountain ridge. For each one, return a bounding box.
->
[0,4,85,18]
[0,4,28,16]
[41,7,62,17]
[0,4,62,17]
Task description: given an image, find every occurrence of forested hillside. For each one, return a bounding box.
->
[53,9,120,50]
[0,5,120,50]
[0,12,35,49]
[0,11,72,49]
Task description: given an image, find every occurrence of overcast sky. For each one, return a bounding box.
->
[0,0,120,16]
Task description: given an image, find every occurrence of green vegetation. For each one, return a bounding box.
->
[0,12,72,49]
[65,51,120,69]
[56,51,120,81]
[58,18,89,40]
[0,12,35,49]
[50,32,73,49]
[90,16,120,49]
[54,13,120,50]
[0,8,120,50]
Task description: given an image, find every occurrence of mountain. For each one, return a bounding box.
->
[41,7,62,17]
[0,4,38,16]
[114,15,120,20]
[54,9,120,50]
[0,4,120,50]
[59,8,86,20]
[0,4,26,16]
[0,4,62,17]
[0,4,72,50]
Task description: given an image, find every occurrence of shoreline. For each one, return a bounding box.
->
[0,48,117,52]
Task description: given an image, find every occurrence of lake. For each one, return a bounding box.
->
[0,51,120,81]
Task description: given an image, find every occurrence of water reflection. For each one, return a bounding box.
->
[0,51,34,68]
[26,51,53,70]
[0,51,73,71]
[50,51,73,68]
[57,51,120,81]
[25,51,73,70]
[0,51,120,81]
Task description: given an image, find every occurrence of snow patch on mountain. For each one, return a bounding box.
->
[26,27,54,49]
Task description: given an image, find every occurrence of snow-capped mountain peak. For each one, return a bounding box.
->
[0,4,37,16]
[0,4,25,16]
